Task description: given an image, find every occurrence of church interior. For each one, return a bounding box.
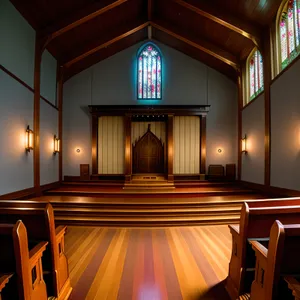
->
[1,0,300,299]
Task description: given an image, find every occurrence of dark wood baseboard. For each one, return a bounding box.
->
[0,187,35,200]
[64,176,81,182]
[239,180,300,197]
[40,181,61,193]
[174,174,203,181]
[0,181,61,200]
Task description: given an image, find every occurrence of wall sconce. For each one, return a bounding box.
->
[25,126,34,152]
[76,148,80,153]
[217,148,222,154]
[241,135,247,153]
[54,135,60,154]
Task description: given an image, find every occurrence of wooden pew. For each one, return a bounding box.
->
[284,277,300,300]
[0,274,13,300]
[250,221,300,300]
[0,220,48,300]
[226,197,300,300]
[0,201,72,300]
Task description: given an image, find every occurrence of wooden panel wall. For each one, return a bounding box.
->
[131,122,166,145]
[98,116,125,174]
[174,116,200,174]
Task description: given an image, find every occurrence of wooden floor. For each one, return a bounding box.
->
[65,225,232,300]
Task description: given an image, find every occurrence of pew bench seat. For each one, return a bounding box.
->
[285,276,300,300]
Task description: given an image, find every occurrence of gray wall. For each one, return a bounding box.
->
[270,58,300,190]
[241,94,265,184]
[63,42,238,176]
[0,0,58,195]
[0,0,35,88]
[40,99,59,185]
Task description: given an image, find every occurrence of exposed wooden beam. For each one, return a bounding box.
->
[148,0,153,21]
[64,22,149,68]
[173,0,261,47]
[151,21,239,70]
[43,0,128,48]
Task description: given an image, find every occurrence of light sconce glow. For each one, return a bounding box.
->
[241,135,247,154]
[54,135,60,154]
[25,126,34,152]
[217,148,222,154]
[76,148,81,153]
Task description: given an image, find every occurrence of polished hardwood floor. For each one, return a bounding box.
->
[65,225,232,300]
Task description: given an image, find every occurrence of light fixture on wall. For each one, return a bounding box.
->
[25,125,34,152]
[76,148,81,153]
[217,148,222,154]
[53,135,60,154]
[241,135,247,154]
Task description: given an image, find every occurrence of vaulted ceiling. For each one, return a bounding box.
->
[10,0,283,81]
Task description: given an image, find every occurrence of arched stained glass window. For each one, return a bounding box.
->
[279,0,300,69]
[248,49,264,101]
[137,43,162,99]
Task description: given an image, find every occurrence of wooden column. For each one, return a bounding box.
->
[263,28,271,186]
[125,115,132,182]
[33,38,43,196]
[237,72,243,181]
[200,115,207,174]
[57,66,63,182]
[91,115,98,174]
[167,115,174,182]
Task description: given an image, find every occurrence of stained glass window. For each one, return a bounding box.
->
[279,0,300,69]
[248,49,264,101]
[137,43,162,99]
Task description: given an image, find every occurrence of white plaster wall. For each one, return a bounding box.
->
[40,50,57,105]
[40,99,59,185]
[241,94,265,184]
[270,59,300,190]
[0,0,35,88]
[0,70,34,194]
[63,69,92,176]
[206,69,238,171]
[63,42,238,176]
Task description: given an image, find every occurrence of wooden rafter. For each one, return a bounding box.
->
[172,0,261,47]
[151,21,240,70]
[43,0,128,48]
[64,22,150,68]
[148,0,153,21]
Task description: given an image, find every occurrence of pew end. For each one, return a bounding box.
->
[0,221,48,300]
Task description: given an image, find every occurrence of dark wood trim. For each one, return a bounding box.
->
[271,51,300,85]
[91,115,98,174]
[242,90,264,110]
[151,21,239,70]
[34,39,42,196]
[89,105,210,116]
[64,176,81,182]
[167,115,174,182]
[174,174,203,181]
[239,180,300,197]
[148,0,153,21]
[200,115,207,174]
[237,73,243,181]
[40,95,58,110]
[57,66,64,182]
[0,64,34,93]
[0,187,35,200]
[172,0,261,47]
[43,0,128,47]
[91,174,125,181]
[263,28,271,186]
[64,22,150,68]
[40,181,61,192]
[124,115,132,182]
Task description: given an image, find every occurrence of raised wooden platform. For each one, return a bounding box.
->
[31,189,272,227]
